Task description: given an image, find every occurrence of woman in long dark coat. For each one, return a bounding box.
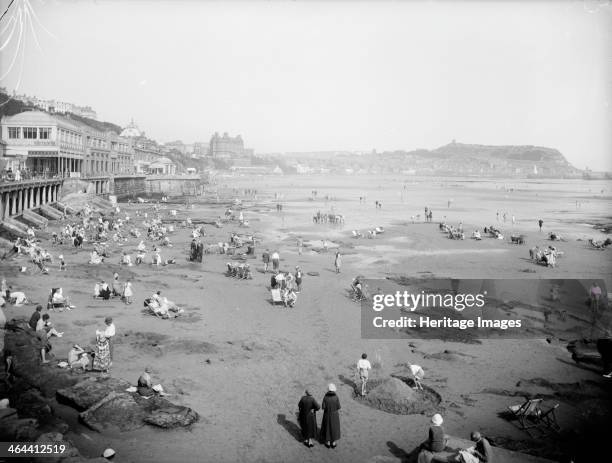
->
[320,383,341,448]
[298,389,320,447]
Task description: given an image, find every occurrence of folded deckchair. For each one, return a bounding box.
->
[507,398,543,434]
[539,403,561,433]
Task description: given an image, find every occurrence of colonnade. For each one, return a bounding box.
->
[0,182,62,221]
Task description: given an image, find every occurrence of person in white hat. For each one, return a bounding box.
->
[417,413,448,463]
[102,448,115,460]
[321,383,341,449]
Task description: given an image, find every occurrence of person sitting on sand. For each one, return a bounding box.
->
[68,344,90,370]
[136,249,146,265]
[36,313,63,364]
[283,288,297,308]
[137,366,166,397]
[152,251,162,266]
[120,251,132,266]
[418,414,448,463]
[29,305,43,330]
[111,274,122,297]
[137,366,155,396]
[10,290,28,306]
[52,288,71,305]
[456,431,493,463]
[89,250,103,265]
[471,230,481,240]
[99,281,111,300]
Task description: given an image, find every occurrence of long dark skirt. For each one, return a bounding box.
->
[299,411,318,440]
[320,410,340,442]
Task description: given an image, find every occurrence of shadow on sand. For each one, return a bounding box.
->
[387,441,420,463]
[277,413,302,442]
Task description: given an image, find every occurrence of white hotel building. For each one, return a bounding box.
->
[0,111,134,177]
[1,111,85,177]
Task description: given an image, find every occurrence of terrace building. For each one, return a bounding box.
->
[0,111,85,177]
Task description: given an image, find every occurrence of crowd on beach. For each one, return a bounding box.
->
[0,187,609,463]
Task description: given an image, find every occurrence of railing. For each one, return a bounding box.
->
[0,176,64,187]
[0,172,63,182]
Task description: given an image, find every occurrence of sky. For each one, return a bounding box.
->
[0,0,611,170]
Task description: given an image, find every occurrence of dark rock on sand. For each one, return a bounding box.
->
[144,405,200,428]
[57,377,133,410]
[80,392,148,432]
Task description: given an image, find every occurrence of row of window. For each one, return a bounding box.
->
[8,127,52,139]
[6,127,133,154]
[59,128,82,145]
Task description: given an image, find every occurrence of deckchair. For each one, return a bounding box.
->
[507,398,543,433]
[271,288,283,305]
[538,403,561,433]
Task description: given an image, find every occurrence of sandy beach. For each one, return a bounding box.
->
[2,174,611,462]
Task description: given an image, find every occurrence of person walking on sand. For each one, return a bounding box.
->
[321,384,341,449]
[123,281,133,305]
[295,266,303,293]
[298,389,320,448]
[357,353,372,396]
[271,250,280,272]
[262,249,270,273]
[334,251,342,274]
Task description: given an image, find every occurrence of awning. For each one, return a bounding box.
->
[27,151,60,157]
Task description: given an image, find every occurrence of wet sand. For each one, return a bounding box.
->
[2,174,611,462]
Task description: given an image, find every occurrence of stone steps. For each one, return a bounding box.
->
[38,204,64,220]
[20,209,49,229]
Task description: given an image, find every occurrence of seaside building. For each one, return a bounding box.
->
[0,111,85,177]
[148,157,177,175]
[120,119,164,173]
[209,132,253,159]
[0,110,134,177]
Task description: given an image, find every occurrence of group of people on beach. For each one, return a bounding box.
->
[296,352,491,463]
